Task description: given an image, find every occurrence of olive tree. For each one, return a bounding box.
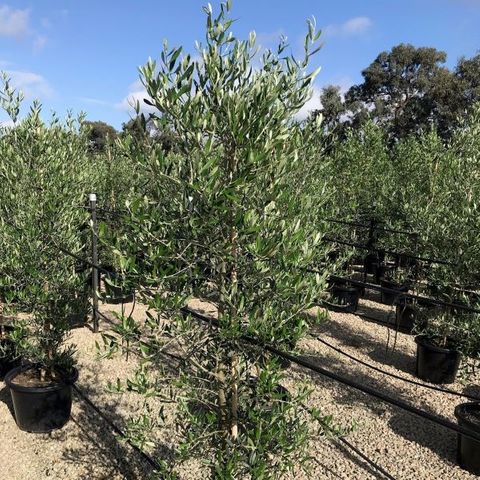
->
[100,3,346,478]
[0,81,93,379]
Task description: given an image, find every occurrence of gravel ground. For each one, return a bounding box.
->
[1,288,479,480]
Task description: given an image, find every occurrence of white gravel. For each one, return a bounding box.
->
[1,289,479,479]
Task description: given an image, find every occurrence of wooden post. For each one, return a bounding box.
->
[90,193,99,333]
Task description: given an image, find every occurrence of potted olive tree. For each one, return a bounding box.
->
[99,3,348,477]
[0,85,92,432]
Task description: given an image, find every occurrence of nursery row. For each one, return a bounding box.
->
[1,3,480,478]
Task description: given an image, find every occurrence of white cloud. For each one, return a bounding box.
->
[33,35,47,52]
[0,5,30,38]
[79,97,113,107]
[324,16,373,38]
[256,29,285,49]
[7,70,54,98]
[0,118,15,128]
[116,79,155,113]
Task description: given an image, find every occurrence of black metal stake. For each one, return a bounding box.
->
[90,193,99,333]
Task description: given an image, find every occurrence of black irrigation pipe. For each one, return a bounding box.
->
[315,335,480,402]
[181,306,480,444]
[334,435,397,480]
[323,236,457,267]
[298,403,397,480]
[325,274,480,314]
[72,384,160,471]
[325,217,418,238]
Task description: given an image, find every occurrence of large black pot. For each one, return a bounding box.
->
[364,253,379,275]
[5,365,78,432]
[329,284,360,313]
[454,402,480,475]
[415,335,461,384]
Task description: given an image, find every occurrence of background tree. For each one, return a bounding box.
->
[346,44,450,139]
[316,85,346,133]
[84,120,117,153]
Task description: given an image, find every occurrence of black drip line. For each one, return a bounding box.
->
[314,335,480,402]
[72,384,160,471]
[181,306,480,444]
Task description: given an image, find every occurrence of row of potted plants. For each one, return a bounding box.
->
[326,250,480,474]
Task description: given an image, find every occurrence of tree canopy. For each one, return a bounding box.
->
[315,44,480,141]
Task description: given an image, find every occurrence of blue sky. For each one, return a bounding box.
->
[1,0,479,128]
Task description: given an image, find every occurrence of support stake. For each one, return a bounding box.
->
[90,193,99,333]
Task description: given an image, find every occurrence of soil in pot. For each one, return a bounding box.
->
[415,335,461,384]
[328,284,360,313]
[5,365,78,433]
[380,279,408,305]
[454,402,480,475]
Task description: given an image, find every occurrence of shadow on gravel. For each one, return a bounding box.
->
[0,384,15,419]
[356,301,396,324]
[62,366,157,479]
[388,411,457,464]
[313,315,415,376]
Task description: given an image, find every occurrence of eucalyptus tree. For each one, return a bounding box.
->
[100,2,345,477]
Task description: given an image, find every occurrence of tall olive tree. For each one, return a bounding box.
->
[101,2,344,477]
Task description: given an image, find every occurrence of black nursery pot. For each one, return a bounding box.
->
[364,253,378,275]
[104,272,134,304]
[454,402,480,475]
[5,365,78,433]
[415,335,461,384]
[393,296,417,333]
[380,279,408,305]
[330,284,360,313]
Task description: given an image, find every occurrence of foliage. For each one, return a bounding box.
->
[317,45,480,140]
[98,2,347,478]
[0,85,95,377]
[84,120,118,153]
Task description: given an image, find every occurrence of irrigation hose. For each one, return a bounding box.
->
[72,384,160,471]
[314,335,480,402]
[181,307,480,444]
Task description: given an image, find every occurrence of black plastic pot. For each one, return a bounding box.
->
[454,402,480,475]
[364,253,379,275]
[393,296,418,333]
[5,365,78,432]
[380,279,408,305]
[104,272,134,304]
[329,284,360,313]
[415,335,461,384]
